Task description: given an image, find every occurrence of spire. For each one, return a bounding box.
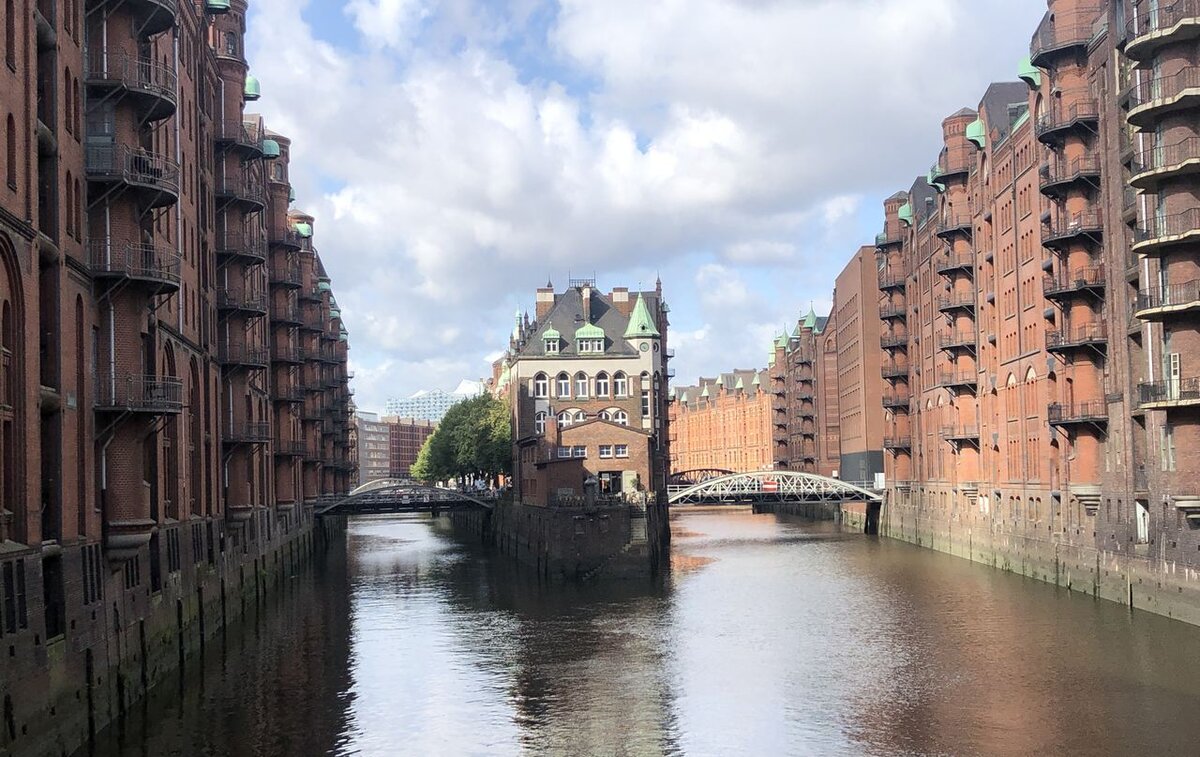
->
[802,304,818,329]
[512,309,522,340]
[734,376,745,391]
[624,293,661,338]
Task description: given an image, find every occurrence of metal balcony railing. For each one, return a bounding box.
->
[1131,137,1200,186]
[215,230,267,261]
[87,240,181,292]
[878,267,906,290]
[271,302,303,325]
[1030,14,1099,66]
[880,302,906,319]
[1045,323,1107,350]
[880,333,908,349]
[1047,401,1108,425]
[937,331,977,350]
[883,437,911,449]
[1128,66,1200,113]
[269,264,304,287]
[882,393,911,409]
[85,144,180,198]
[1127,0,1200,52]
[938,372,978,389]
[1042,210,1104,249]
[215,287,267,314]
[223,422,271,444]
[939,425,980,441]
[274,439,307,457]
[1133,208,1200,251]
[217,341,269,368]
[95,374,183,413]
[1034,96,1099,142]
[216,175,266,207]
[273,384,305,403]
[84,51,178,115]
[935,214,973,239]
[936,293,976,312]
[1134,280,1200,316]
[215,119,264,153]
[935,252,974,275]
[270,227,303,249]
[1039,155,1101,194]
[881,361,909,379]
[1139,377,1200,407]
[875,231,903,248]
[271,344,302,363]
[1043,265,1106,297]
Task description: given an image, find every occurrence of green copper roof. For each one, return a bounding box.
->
[295,222,312,238]
[700,385,710,399]
[288,187,296,203]
[330,308,341,319]
[752,374,761,386]
[774,333,788,349]
[965,118,987,150]
[927,164,946,194]
[734,376,745,390]
[1018,56,1042,89]
[623,293,660,338]
[244,75,261,101]
[542,327,561,340]
[898,202,914,227]
[204,0,230,13]
[262,139,281,159]
[317,281,332,293]
[802,305,818,330]
[575,322,605,340]
[715,375,724,386]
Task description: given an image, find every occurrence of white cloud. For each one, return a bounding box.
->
[247,0,1047,412]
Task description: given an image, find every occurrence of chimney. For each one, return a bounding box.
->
[611,287,630,316]
[582,285,592,323]
[536,285,556,320]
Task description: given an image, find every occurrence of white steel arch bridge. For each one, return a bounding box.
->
[315,479,496,517]
[667,471,882,506]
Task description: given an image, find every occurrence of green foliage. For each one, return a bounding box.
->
[408,394,512,484]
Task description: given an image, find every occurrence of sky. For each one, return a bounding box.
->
[245,0,1048,414]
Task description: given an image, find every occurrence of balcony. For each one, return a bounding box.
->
[936,293,976,313]
[878,267,906,291]
[85,145,180,207]
[1130,137,1200,191]
[270,227,303,250]
[216,287,268,316]
[1045,323,1107,354]
[935,213,973,240]
[1139,377,1200,409]
[1128,67,1200,128]
[1039,155,1101,197]
[84,51,177,122]
[938,372,978,391]
[299,286,323,304]
[1132,208,1200,256]
[1134,280,1200,320]
[935,252,974,276]
[128,0,178,35]
[215,119,264,158]
[217,341,269,369]
[880,302,907,320]
[269,263,303,288]
[271,344,303,364]
[94,374,183,414]
[215,230,267,263]
[882,392,911,410]
[880,333,908,349]
[223,422,271,445]
[274,440,307,458]
[1041,211,1104,250]
[1047,401,1108,427]
[271,302,304,326]
[1029,14,1098,68]
[273,384,305,403]
[1126,0,1200,60]
[939,425,980,443]
[875,231,903,249]
[937,331,977,352]
[87,240,181,295]
[1043,265,1106,300]
[881,361,909,379]
[216,174,266,212]
[1034,96,1099,145]
[883,437,911,450]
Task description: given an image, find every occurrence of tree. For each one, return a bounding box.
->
[408,394,512,485]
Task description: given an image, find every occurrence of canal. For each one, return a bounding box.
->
[83,510,1200,756]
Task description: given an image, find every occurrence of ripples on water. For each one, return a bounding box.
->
[85,510,1200,757]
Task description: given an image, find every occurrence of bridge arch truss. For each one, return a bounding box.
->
[667,471,882,506]
[317,479,495,516]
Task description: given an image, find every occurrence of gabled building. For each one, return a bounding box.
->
[670,369,773,473]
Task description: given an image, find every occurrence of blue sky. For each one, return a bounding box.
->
[245,0,1048,414]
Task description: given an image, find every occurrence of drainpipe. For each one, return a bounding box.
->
[174,28,183,326]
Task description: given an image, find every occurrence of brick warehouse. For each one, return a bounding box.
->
[875,0,1200,624]
[0,0,354,754]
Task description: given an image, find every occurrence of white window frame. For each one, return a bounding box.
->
[575,373,589,398]
[599,445,614,459]
[534,412,547,435]
[557,446,572,459]
[544,339,558,354]
[615,444,629,458]
[556,373,570,397]
[572,445,587,458]
[596,372,610,397]
[558,411,572,429]
[533,374,548,398]
[613,373,628,397]
[613,410,628,426]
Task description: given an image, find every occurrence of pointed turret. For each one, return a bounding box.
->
[624,293,660,338]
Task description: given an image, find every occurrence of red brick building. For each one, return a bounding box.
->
[385,416,435,479]
[669,370,773,473]
[0,1,353,753]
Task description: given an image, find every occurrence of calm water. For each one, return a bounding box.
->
[84,510,1200,756]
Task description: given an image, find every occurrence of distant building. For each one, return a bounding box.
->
[384,417,436,479]
[670,370,773,474]
[385,379,485,422]
[355,412,392,487]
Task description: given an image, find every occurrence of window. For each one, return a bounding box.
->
[613,372,628,397]
[596,372,609,397]
[612,410,628,426]
[615,445,629,458]
[1161,422,1176,471]
[572,445,587,458]
[556,373,570,397]
[544,339,558,354]
[578,338,604,353]
[4,0,14,69]
[557,411,573,429]
[575,372,588,398]
[641,390,650,417]
[533,373,548,398]
[534,411,547,435]
[557,446,571,459]
[5,114,14,188]
[599,445,614,459]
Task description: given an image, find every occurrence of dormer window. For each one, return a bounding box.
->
[545,339,559,354]
[574,323,605,353]
[542,327,561,354]
[578,338,604,354]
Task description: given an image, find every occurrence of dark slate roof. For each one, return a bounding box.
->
[979,81,1030,144]
[907,176,938,225]
[517,287,660,358]
[949,106,977,119]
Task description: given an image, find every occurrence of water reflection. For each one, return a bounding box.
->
[85,510,1200,756]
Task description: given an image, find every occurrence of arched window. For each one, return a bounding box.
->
[613,371,628,397]
[612,410,628,426]
[0,235,22,543]
[5,0,15,69]
[533,372,548,398]
[5,114,15,189]
[574,410,586,423]
[556,372,570,398]
[64,176,73,237]
[595,371,609,397]
[557,410,573,429]
[574,372,588,398]
[534,411,547,435]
